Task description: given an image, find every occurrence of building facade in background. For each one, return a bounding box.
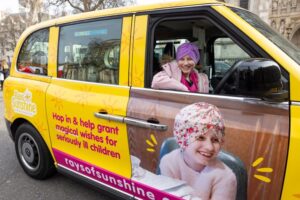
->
[269,0,300,47]
[225,0,300,48]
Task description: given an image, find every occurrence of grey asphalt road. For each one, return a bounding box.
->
[0,91,116,200]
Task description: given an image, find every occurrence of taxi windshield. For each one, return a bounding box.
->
[230,7,300,65]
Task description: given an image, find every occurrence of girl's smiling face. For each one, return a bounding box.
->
[177,55,196,77]
[183,129,222,171]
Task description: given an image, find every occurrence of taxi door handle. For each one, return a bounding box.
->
[124,118,168,131]
[94,113,168,131]
[94,112,123,123]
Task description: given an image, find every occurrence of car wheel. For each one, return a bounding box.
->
[15,123,56,179]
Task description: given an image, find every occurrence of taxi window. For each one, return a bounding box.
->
[58,19,122,84]
[149,15,288,99]
[149,17,252,94]
[17,29,49,75]
[211,37,250,89]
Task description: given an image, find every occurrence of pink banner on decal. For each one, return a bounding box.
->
[52,148,182,200]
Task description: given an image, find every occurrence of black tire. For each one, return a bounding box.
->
[15,123,56,179]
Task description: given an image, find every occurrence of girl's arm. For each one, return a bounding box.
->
[210,171,237,200]
[151,70,189,92]
[159,155,176,178]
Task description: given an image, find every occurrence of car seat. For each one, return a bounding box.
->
[163,42,176,57]
[157,137,247,200]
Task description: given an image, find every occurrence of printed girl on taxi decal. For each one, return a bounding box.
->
[159,102,237,200]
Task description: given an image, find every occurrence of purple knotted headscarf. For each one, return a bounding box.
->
[176,43,200,64]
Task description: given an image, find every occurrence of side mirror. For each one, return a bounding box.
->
[214,58,288,102]
[235,58,288,101]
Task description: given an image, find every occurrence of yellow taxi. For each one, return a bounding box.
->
[3,0,300,199]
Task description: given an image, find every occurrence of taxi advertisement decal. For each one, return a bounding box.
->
[11,89,37,117]
[53,148,181,200]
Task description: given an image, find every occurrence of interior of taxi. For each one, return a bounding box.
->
[149,17,252,94]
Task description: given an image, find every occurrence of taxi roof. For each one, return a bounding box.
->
[24,0,225,33]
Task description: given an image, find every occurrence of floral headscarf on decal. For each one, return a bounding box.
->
[174,102,225,150]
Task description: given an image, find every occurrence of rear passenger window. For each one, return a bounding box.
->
[58,19,122,84]
[17,29,49,75]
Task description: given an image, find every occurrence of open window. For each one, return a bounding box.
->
[148,14,286,99]
[146,10,289,101]
[149,16,255,93]
[151,18,215,79]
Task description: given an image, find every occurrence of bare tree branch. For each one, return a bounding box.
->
[91,0,105,11]
[46,0,136,13]
[66,0,85,12]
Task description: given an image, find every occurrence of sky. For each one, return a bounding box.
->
[0,0,19,13]
[0,0,179,13]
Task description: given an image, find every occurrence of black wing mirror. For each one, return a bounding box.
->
[215,58,288,102]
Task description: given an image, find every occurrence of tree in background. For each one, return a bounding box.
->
[46,0,136,13]
[20,0,47,26]
[0,0,50,62]
[0,14,27,62]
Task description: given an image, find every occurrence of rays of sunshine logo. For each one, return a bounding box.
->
[11,89,37,117]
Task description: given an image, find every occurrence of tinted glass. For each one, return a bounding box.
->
[58,19,122,84]
[214,37,250,75]
[17,29,49,75]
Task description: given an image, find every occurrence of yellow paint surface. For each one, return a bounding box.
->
[131,15,148,87]
[46,79,131,178]
[119,17,132,86]
[281,105,300,200]
[48,27,59,77]
[3,77,52,152]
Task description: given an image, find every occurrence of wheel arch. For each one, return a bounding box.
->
[10,118,56,163]
[10,118,32,142]
[13,118,57,179]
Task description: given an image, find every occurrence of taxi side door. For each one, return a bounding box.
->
[127,6,290,200]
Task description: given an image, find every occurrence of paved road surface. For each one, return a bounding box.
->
[0,91,116,200]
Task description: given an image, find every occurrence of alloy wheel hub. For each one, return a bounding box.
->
[22,142,34,163]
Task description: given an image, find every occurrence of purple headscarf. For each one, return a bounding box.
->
[176,43,200,64]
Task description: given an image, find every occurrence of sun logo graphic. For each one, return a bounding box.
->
[252,157,273,183]
[11,89,37,117]
[146,134,158,152]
